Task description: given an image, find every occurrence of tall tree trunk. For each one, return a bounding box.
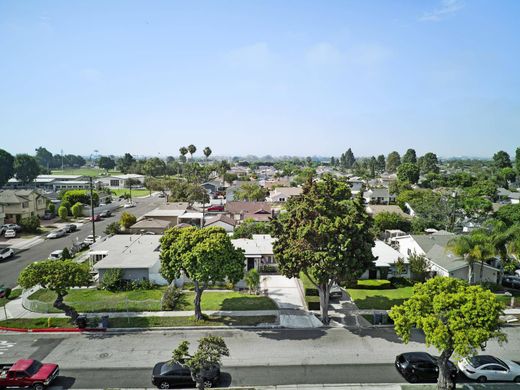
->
[53,292,79,323]
[480,260,485,283]
[193,281,205,320]
[319,283,331,325]
[437,348,455,390]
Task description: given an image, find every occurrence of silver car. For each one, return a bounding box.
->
[458,355,520,383]
[47,229,66,239]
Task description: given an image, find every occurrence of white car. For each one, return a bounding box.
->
[83,235,101,245]
[458,355,520,383]
[47,229,66,239]
[4,229,16,238]
[123,202,135,208]
[0,247,14,260]
[48,250,64,260]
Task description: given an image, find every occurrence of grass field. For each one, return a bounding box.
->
[51,168,121,177]
[29,288,277,312]
[347,281,414,310]
[0,289,22,308]
[111,189,150,197]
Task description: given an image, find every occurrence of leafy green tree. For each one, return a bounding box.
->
[104,222,121,235]
[58,206,68,220]
[397,162,420,184]
[61,190,99,207]
[464,180,497,200]
[233,183,267,201]
[515,147,520,175]
[493,150,512,169]
[61,247,72,260]
[245,268,260,294]
[179,146,189,161]
[376,154,386,172]
[340,148,356,169]
[390,277,506,390]
[18,260,91,321]
[188,144,197,160]
[203,147,212,161]
[496,203,520,226]
[272,175,375,324]
[143,157,166,177]
[373,212,411,234]
[499,167,516,184]
[462,196,492,217]
[408,252,430,281]
[34,147,54,169]
[48,203,56,214]
[0,149,14,187]
[448,232,495,284]
[71,202,83,218]
[386,151,401,173]
[19,216,41,233]
[233,219,271,239]
[117,153,136,173]
[14,154,40,184]
[98,156,116,171]
[160,226,245,319]
[119,211,137,229]
[167,180,209,204]
[171,336,230,390]
[419,152,439,174]
[402,148,417,164]
[397,189,447,230]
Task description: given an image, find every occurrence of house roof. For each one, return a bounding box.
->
[92,235,161,270]
[365,205,410,218]
[145,209,187,217]
[232,234,275,256]
[225,201,272,214]
[365,188,395,198]
[205,214,236,227]
[372,240,406,267]
[130,218,173,229]
[510,192,520,200]
[411,232,455,254]
[0,189,43,204]
[109,174,144,180]
[159,202,190,210]
[269,187,302,198]
[178,212,204,220]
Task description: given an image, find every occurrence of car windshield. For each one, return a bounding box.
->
[0,248,8,254]
[26,360,43,376]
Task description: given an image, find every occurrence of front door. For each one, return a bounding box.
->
[247,258,255,271]
[368,268,377,279]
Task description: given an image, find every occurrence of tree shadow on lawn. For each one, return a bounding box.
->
[220,296,277,311]
[352,295,408,311]
[251,328,327,341]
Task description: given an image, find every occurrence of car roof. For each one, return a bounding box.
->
[402,352,434,363]
[470,355,502,367]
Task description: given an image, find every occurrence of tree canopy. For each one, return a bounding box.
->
[232,219,271,239]
[233,183,267,201]
[390,277,506,389]
[386,151,401,173]
[493,150,512,169]
[397,162,420,184]
[14,154,40,184]
[0,148,15,187]
[98,156,116,171]
[402,148,417,164]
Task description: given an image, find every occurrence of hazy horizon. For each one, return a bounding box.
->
[1,0,519,157]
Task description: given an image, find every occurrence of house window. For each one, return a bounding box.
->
[22,202,29,208]
[110,179,120,187]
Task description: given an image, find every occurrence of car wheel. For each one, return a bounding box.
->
[477,376,487,383]
[408,375,418,383]
[33,383,44,390]
[158,381,170,389]
[203,380,213,388]
[514,376,520,383]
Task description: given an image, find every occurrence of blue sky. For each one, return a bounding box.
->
[1,0,519,158]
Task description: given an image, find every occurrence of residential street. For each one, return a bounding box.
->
[1,327,520,387]
[0,194,165,288]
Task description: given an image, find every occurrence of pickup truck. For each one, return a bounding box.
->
[0,359,59,390]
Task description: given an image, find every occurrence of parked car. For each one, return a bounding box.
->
[99,210,112,218]
[395,352,457,383]
[502,275,520,289]
[71,241,89,254]
[151,361,220,389]
[41,212,55,220]
[458,355,520,383]
[83,235,101,245]
[207,205,224,212]
[48,250,64,260]
[123,202,135,208]
[63,224,77,233]
[158,193,166,198]
[329,284,343,300]
[3,223,22,232]
[0,359,59,390]
[90,214,102,222]
[0,247,15,260]
[0,285,10,299]
[4,229,17,239]
[47,229,66,239]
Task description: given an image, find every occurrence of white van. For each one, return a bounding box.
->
[48,250,63,260]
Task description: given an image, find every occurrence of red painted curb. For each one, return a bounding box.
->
[0,326,106,333]
[0,326,29,332]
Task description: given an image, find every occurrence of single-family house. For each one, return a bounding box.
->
[231,234,276,272]
[91,234,167,285]
[365,204,410,218]
[267,187,302,202]
[0,189,48,223]
[363,188,396,205]
[128,218,174,234]
[143,202,191,225]
[202,180,225,196]
[261,177,291,190]
[510,192,520,204]
[225,201,272,223]
[394,232,499,283]
[204,214,236,232]
[361,240,410,279]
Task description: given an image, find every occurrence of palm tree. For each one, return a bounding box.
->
[187,144,197,160]
[484,219,520,277]
[448,232,495,284]
[203,147,212,162]
[179,147,188,163]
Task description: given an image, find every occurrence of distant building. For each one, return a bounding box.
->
[267,187,302,202]
[98,174,145,189]
[0,189,48,223]
[225,201,272,223]
[363,188,396,205]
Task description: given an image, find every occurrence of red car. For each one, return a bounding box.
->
[90,214,102,222]
[207,205,224,212]
[0,359,59,390]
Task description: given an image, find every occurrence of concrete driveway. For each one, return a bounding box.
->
[261,274,305,310]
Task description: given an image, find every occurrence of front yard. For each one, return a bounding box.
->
[347,283,414,310]
[28,288,276,313]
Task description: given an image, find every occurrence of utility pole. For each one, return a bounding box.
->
[89,176,96,243]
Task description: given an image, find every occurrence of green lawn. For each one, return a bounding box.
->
[108,315,277,328]
[28,288,276,313]
[111,189,151,197]
[51,168,121,177]
[0,288,22,308]
[0,318,82,329]
[347,280,414,310]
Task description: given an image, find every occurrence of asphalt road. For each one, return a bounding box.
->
[0,194,165,288]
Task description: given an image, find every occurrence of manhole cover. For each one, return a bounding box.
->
[99,352,110,359]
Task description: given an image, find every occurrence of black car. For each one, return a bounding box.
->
[329,284,343,300]
[395,352,458,383]
[63,224,77,233]
[152,362,220,389]
[502,275,520,289]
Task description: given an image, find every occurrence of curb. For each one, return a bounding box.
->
[0,326,106,333]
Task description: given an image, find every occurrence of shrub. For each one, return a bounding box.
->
[245,268,260,294]
[305,287,319,296]
[128,279,158,290]
[161,285,183,310]
[389,277,414,288]
[104,222,121,235]
[119,211,136,229]
[61,247,72,260]
[48,203,56,214]
[71,202,83,218]
[100,269,124,292]
[259,265,277,274]
[19,215,40,233]
[58,206,68,221]
[60,200,71,212]
[62,190,99,208]
[2,288,12,299]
